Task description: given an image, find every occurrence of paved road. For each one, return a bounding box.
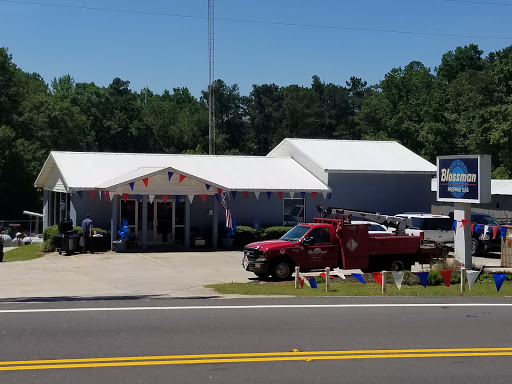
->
[1,297,512,383]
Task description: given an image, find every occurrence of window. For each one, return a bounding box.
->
[283,198,305,226]
[422,218,453,231]
[280,225,310,242]
[307,227,331,244]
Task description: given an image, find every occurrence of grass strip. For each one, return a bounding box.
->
[3,244,44,262]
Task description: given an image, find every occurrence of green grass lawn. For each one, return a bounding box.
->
[2,244,44,262]
[207,279,512,296]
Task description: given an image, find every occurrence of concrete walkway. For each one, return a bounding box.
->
[0,251,249,300]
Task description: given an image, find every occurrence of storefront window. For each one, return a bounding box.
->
[120,200,137,231]
[283,198,305,226]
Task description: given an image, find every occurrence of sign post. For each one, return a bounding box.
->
[437,155,491,269]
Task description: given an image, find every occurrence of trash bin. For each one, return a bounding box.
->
[57,219,80,256]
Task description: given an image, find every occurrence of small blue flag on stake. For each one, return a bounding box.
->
[416,271,429,288]
[77,191,82,199]
[168,172,173,181]
[498,227,507,239]
[309,277,318,289]
[129,182,134,191]
[205,183,211,190]
[474,224,481,233]
[494,273,507,293]
[452,220,457,232]
[352,273,365,285]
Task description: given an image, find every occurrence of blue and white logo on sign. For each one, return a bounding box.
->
[448,160,468,198]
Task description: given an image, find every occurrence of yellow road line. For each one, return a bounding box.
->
[1,348,511,371]
[1,352,512,371]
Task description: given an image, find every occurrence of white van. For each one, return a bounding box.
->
[396,213,454,247]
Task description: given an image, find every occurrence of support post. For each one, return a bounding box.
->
[111,195,119,251]
[454,202,472,269]
[184,196,191,249]
[461,267,466,294]
[325,267,330,292]
[382,271,387,294]
[295,266,300,289]
[212,197,218,249]
[141,195,148,250]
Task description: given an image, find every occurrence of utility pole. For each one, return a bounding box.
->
[208,0,215,155]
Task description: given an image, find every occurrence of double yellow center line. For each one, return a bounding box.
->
[1,348,511,371]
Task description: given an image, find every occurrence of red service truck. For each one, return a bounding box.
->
[242,209,437,280]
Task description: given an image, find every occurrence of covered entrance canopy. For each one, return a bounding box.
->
[35,152,331,249]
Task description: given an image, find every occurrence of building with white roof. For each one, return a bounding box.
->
[35,138,436,250]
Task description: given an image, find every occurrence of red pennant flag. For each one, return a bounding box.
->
[179,174,186,183]
[142,178,149,187]
[162,195,168,203]
[277,191,283,200]
[243,191,249,199]
[89,190,96,199]
[460,219,469,228]
[312,192,317,200]
[122,193,129,203]
[104,191,110,200]
[471,223,475,233]
[493,226,498,239]
[371,272,383,286]
[201,194,207,203]
[440,270,452,288]
[217,188,223,196]
[299,277,304,289]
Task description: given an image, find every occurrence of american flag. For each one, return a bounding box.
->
[220,192,233,229]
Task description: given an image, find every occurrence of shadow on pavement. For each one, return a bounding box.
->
[0,295,221,303]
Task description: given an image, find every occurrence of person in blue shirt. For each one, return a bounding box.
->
[81,214,94,254]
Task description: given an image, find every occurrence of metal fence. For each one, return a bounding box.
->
[0,218,43,238]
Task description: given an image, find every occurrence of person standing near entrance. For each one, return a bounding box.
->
[81,214,94,254]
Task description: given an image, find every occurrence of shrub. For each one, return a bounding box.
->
[428,271,444,286]
[261,226,293,240]
[40,239,55,252]
[234,226,260,246]
[41,225,109,252]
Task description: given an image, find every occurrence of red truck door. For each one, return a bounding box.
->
[301,227,338,269]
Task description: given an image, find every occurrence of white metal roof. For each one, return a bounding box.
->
[431,178,512,196]
[35,152,331,193]
[268,138,436,173]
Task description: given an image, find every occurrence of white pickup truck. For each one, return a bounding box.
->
[396,213,454,247]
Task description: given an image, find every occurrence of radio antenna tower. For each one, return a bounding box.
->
[208,0,215,155]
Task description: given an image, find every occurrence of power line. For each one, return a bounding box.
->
[2,0,512,40]
[444,0,512,6]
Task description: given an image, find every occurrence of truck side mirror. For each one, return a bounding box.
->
[302,237,314,246]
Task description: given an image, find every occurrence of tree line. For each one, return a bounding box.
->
[1,43,512,218]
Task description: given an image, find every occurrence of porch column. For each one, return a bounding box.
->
[184,196,191,249]
[142,195,148,250]
[212,196,218,249]
[53,192,57,226]
[111,195,119,251]
[69,194,77,227]
[42,190,50,229]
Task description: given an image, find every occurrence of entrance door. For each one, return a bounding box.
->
[154,200,175,244]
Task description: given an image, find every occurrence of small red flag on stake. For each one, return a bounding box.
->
[122,193,129,203]
[277,191,283,200]
[162,195,168,203]
[89,190,96,199]
[142,178,149,187]
[312,192,317,200]
[179,174,186,183]
[440,270,452,288]
[460,219,469,228]
[371,272,383,286]
[201,194,207,203]
[299,277,304,289]
[243,191,249,199]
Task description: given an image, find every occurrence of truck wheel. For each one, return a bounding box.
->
[254,273,269,280]
[272,259,294,281]
[471,238,479,256]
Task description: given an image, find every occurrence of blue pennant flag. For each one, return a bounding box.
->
[309,277,318,289]
[129,182,134,191]
[231,191,237,199]
[175,195,181,202]
[168,172,173,181]
[100,191,105,200]
[77,191,83,199]
[327,192,332,200]
[266,191,272,200]
[452,220,457,232]
[215,193,220,202]
[416,271,429,288]
[136,194,142,202]
[494,273,507,293]
[474,224,481,233]
[300,192,306,199]
[352,273,365,285]
[205,183,211,190]
[498,227,507,239]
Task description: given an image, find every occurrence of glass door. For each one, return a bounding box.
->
[155,200,175,244]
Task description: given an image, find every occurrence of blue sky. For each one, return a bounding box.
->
[1,0,511,97]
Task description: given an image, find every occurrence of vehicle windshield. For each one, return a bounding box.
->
[280,225,310,242]
[472,214,499,226]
